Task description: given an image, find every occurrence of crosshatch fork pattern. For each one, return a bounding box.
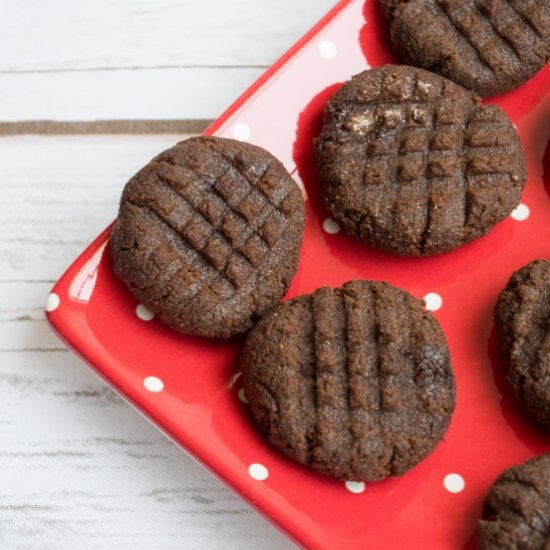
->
[151,158,292,291]
[110,136,305,338]
[358,75,517,213]
[432,0,546,74]
[317,66,526,255]
[382,0,550,96]
[121,139,298,295]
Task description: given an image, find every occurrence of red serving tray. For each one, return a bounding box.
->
[46,1,550,548]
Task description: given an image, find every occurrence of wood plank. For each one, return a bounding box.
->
[0,135,184,281]
[0,351,294,549]
[1,0,335,72]
[0,282,62,352]
[0,68,262,121]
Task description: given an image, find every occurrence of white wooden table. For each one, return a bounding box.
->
[0,2,335,547]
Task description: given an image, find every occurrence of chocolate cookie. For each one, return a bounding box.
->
[110,136,306,339]
[478,453,550,549]
[495,259,550,429]
[316,65,526,256]
[240,280,455,481]
[381,0,550,98]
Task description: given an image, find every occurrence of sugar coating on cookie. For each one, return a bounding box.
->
[110,136,306,339]
[240,280,456,481]
[381,0,550,98]
[478,453,550,549]
[495,259,550,429]
[316,65,526,256]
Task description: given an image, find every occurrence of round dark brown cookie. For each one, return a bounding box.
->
[495,259,550,430]
[478,453,550,549]
[380,0,550,97]
[240,280,455,481]
[110,136,306,339]
[316,65,526,256]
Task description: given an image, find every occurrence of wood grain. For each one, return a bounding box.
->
[0,353,292,549]
[1,0,334,72]
[0,68,263,121]
[0,135,180,281]
[1,0,335,122]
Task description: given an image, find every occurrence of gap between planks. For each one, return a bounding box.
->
[0,119,213,136]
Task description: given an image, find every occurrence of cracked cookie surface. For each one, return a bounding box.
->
[110,136,306,338]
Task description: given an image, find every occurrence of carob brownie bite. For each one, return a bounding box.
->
[380,0,550,98]
[495,259,550,430]
[240,280,455,481]
[478,453,550,550]
[316,65,526,256]
[110,136,306,339]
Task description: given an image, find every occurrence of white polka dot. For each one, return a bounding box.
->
[248,463,269,481]
[345,481,365,494]
[46,292,60,312]
[511,203,530,221]
[323,218,341,235]
[292,172,306,200]
[136,304,155,321]
[424,292,443,312]
[238,388,249,404]
[444,473,465,493]
[229,372,242,388]
[143,376,164,393]
[232,122,251,141]
[293,172,308,201]
[318,40,337,59]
